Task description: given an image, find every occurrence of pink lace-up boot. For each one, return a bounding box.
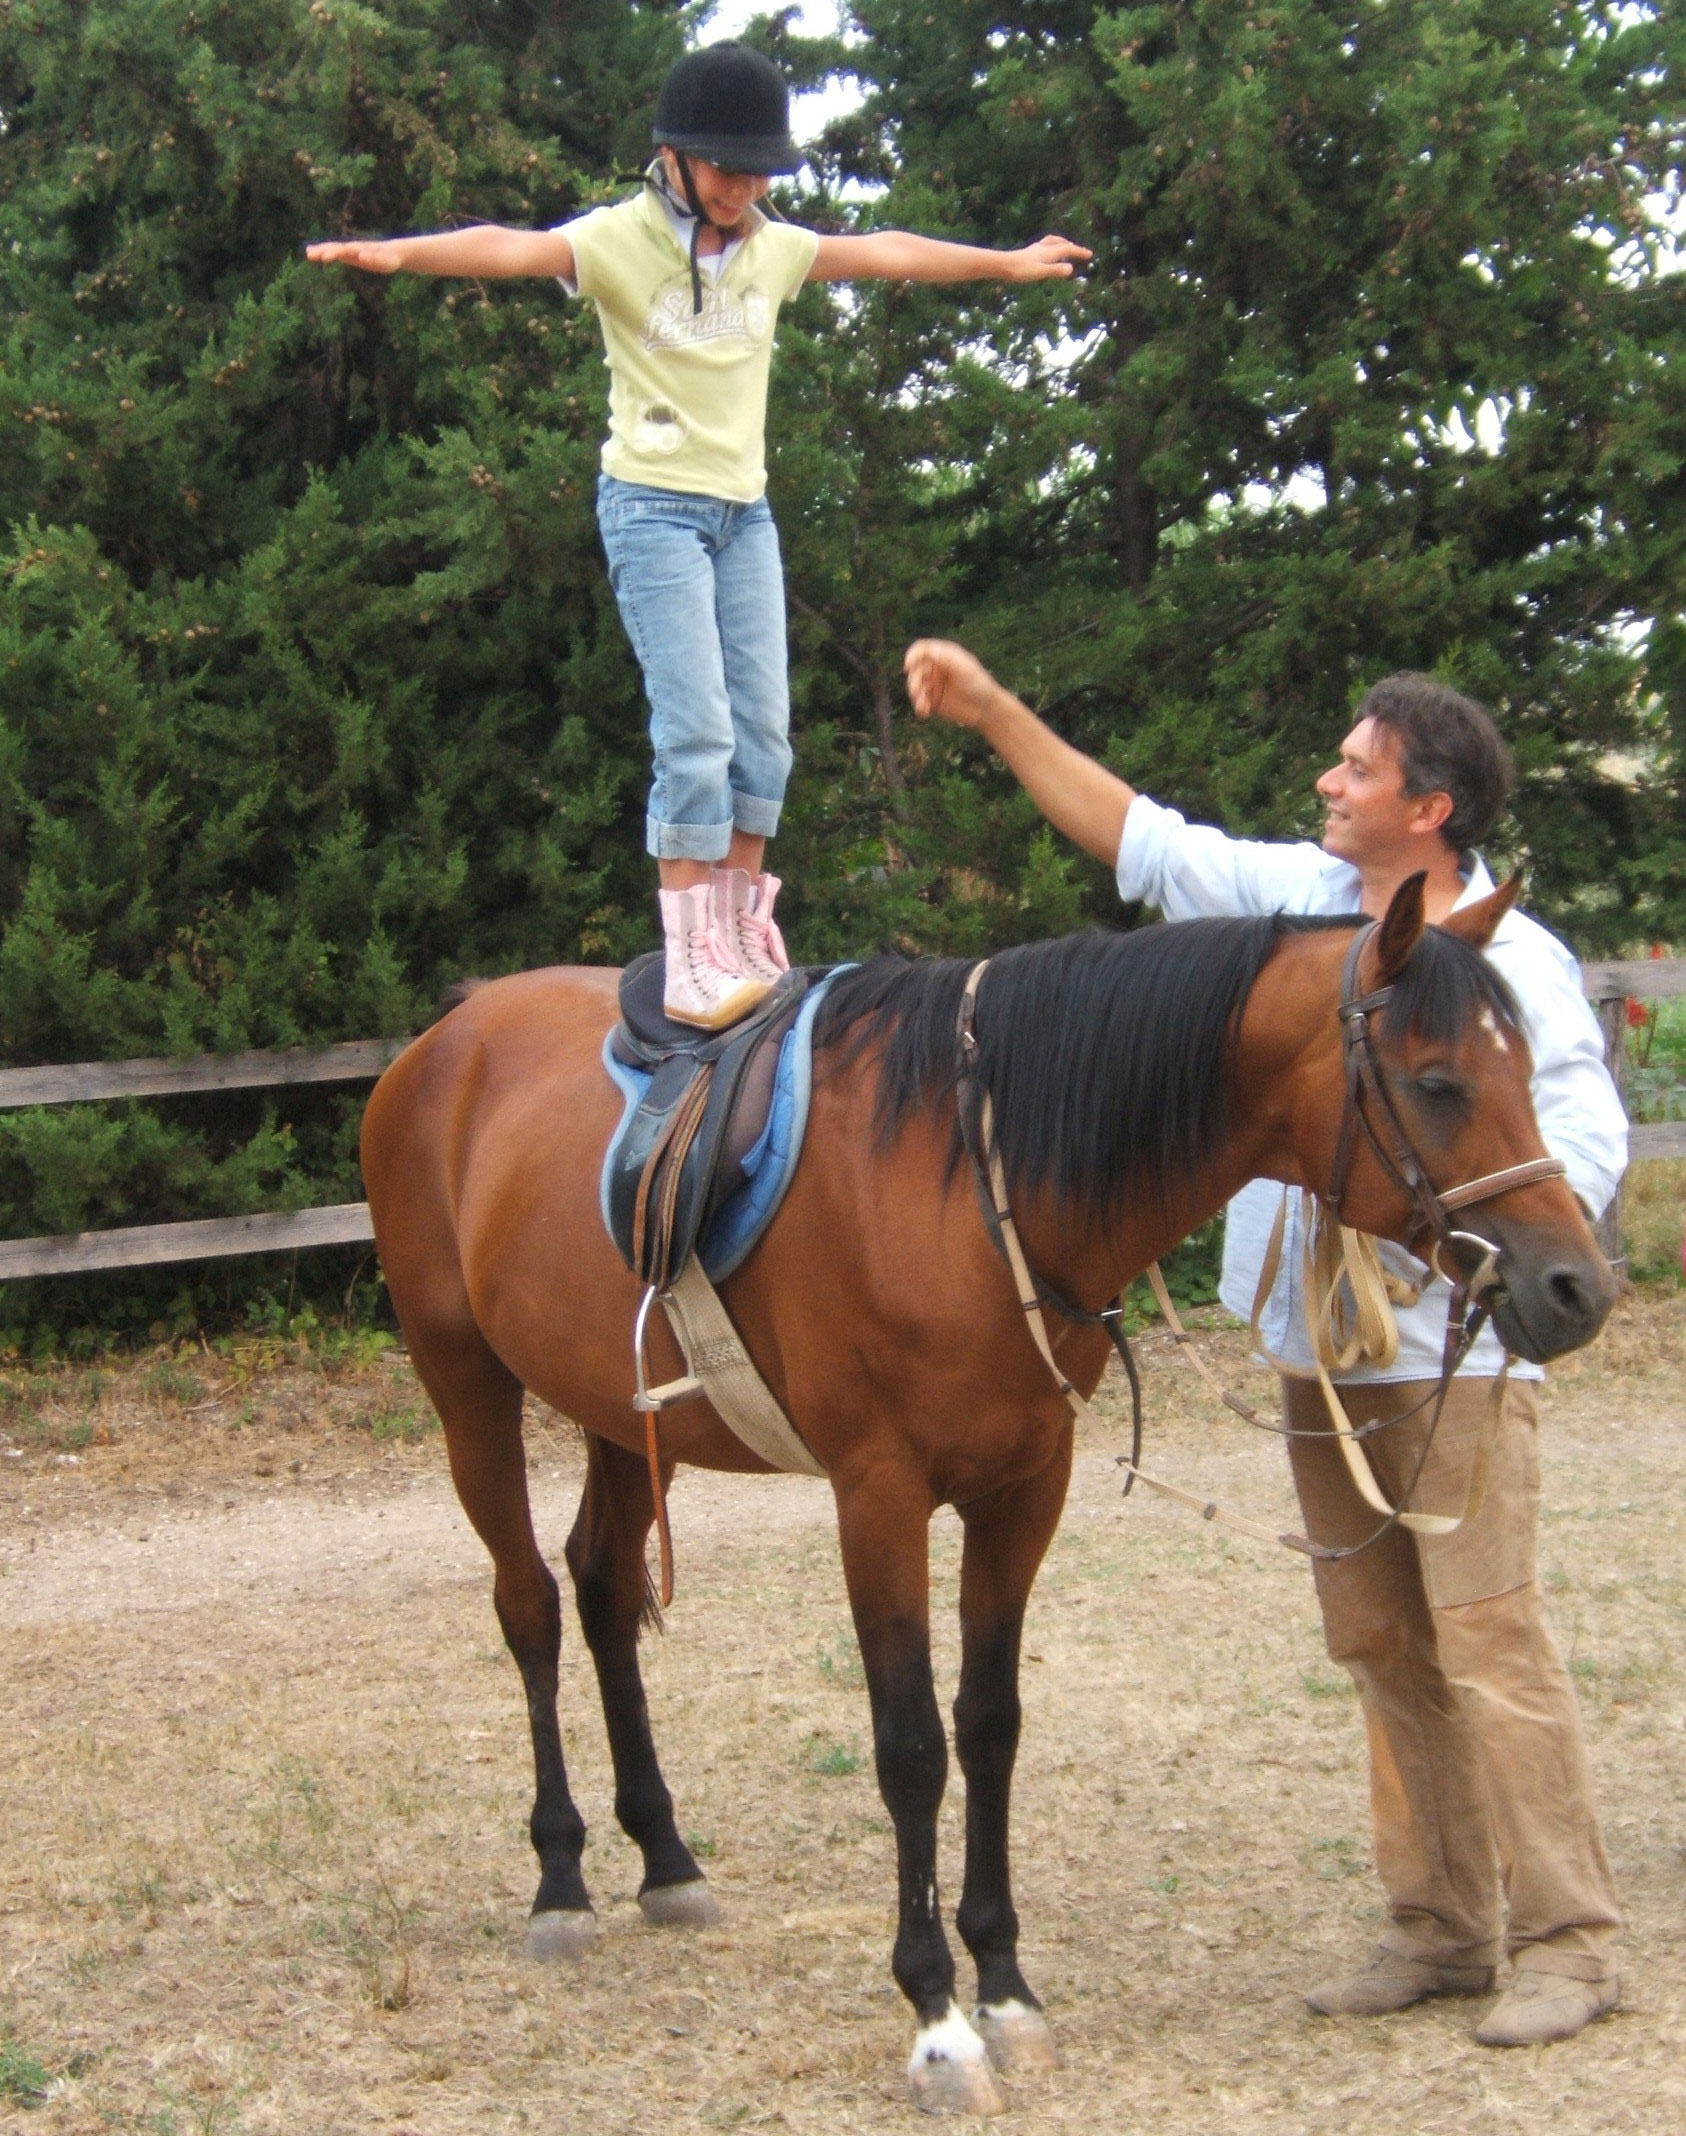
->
[712,868,790,988]
[658,884,770,1030]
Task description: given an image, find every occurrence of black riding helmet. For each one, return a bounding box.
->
[651,44,802,176]
[650,45,801,313]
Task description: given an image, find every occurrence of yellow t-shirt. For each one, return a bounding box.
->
[563,189,819,504]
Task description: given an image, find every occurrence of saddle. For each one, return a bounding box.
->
[605,952,813,1291]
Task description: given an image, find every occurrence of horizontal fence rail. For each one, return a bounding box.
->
[0,1037,407,1282]
[1622,1122,1686,1161]
[1582,961,1686,1004]
[0,1039,405,1113]
[0,956,1681,1282]
[0,1204,376,1282]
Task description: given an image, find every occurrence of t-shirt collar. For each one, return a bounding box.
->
[639,167,759,267]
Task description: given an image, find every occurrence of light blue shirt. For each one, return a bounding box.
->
[1116,794,1628,1382]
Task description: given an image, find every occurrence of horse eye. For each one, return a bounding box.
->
[1411,1071,1466,1105]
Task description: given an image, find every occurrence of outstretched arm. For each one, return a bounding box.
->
[807,231,1090,284]
[306,224,575,281]
[904,639,1133,868]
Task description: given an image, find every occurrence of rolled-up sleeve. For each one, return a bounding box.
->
[555,208,608,299]
[1116,793,1346,921]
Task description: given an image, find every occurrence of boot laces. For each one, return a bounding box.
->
[685,921,739,984]
[738,900,786,979]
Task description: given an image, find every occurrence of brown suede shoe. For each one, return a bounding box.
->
[1306,1945,1497,2017]
[1473,1970,1618,2047]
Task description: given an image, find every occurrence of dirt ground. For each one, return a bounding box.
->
[2,1290,1684,2136]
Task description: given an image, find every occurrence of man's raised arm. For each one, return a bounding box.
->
[904,639,1134,869]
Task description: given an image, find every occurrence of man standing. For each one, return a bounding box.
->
[904,637,1627,2046]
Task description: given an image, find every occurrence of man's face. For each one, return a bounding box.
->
[660,149,769,230]
[1316,717,1446,866]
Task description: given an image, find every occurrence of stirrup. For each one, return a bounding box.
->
[631,1282,704,1412]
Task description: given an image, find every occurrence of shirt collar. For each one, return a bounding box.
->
[1451,850,1496,907]
[639,168,760,266]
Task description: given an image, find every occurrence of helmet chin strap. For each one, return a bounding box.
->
[672,151,712,315]
[652,150,759,315]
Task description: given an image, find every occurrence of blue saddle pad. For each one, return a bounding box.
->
[598,974,839,1283]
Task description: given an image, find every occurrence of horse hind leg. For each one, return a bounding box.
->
[565,1433,720,1927]
[406,1318,597,1961]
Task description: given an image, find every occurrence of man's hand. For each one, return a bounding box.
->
[905,636,1135,867]
[1005,235,1092,281]
[306,240,406,275]
[904,639,1005,733]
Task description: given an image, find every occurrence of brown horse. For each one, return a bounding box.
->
[360,875,1614,2114]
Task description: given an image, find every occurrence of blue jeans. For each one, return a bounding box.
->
[597,476,793,862]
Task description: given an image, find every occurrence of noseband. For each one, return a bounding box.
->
[1325,921,1566,1300]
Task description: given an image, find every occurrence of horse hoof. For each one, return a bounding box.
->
[906,2006,1009,2118]
[975,2000,1060,2074]
[526,1908,597,1962]
[638,1878,722,1929]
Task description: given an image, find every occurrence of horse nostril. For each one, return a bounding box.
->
[1546,1265,1598,1325]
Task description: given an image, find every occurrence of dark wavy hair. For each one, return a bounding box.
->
[1358,673,1514,853]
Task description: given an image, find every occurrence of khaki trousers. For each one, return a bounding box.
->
[1284,1374,1620,1980]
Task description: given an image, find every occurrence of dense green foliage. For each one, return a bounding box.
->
[814,0,1686,922]
[0,0,1682,1340]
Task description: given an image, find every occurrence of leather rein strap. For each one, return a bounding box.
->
[954,926,1566,1564]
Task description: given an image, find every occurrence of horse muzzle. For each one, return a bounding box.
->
[1476,1222,1619,1364]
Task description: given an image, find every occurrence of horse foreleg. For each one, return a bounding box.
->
[565,1433,720,1927]
[835,1475,1007,2118]
[952,1435,1073,2077]
[409,1329,595,1960]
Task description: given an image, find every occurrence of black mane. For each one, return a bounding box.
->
[814,915,1522,1231]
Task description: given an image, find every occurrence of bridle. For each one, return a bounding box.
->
[1326,921,1565,1298]
[954,922,1567,1562]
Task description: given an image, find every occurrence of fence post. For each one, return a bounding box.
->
[1596,992,1626,1271]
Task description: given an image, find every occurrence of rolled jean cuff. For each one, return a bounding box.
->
[731,790,782,838]
[646,811,735,863]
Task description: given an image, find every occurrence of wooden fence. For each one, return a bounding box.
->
[0,958,1681,1284]
[0,1040,403,1281]
[1581,959,1686,1262]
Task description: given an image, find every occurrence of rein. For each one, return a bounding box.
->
[954,924,1566,1563]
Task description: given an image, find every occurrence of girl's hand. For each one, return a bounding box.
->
[1008,235,1092,281]
[904,640,1003,732]
[305,239,406,275]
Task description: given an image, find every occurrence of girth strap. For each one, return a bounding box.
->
[642,1260,827,1479]
[628,1260,826,1608]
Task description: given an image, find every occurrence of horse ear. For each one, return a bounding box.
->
[1370,871,1427,984]
[1437,870,1522,951]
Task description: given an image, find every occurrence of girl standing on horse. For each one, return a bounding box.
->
[309,44,1089,1027]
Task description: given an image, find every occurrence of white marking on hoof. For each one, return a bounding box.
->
[526,1908,597,1963]
[975,1999,1060,2073]
[638,1878,722,1929]
[906,2003,1008,2117]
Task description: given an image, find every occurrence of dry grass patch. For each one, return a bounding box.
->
[2,1293,1683,2134]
